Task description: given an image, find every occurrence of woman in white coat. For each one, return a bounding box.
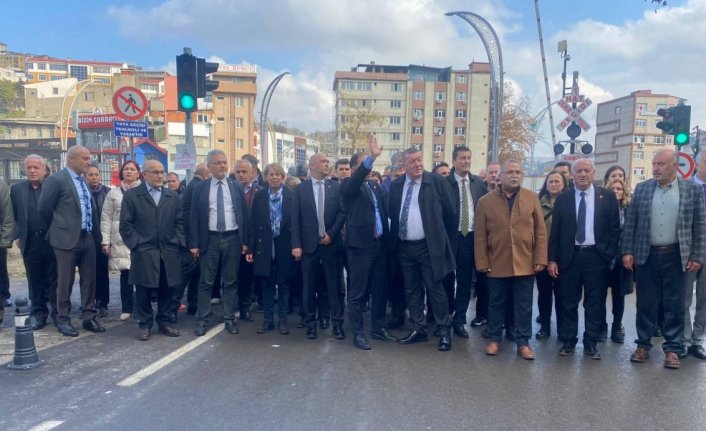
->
[100,161,141,321]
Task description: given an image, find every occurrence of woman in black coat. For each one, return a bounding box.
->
[247,163,294,335]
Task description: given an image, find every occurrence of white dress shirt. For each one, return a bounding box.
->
[574,184,595,246]
[400,175,425,240]
[208,177,238,231]
[454,172,475,232]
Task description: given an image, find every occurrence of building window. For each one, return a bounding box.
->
[217,117,225,122]
[636,103,647,113]
[435,91,446,102]
[633,167,645,176]
[435,109,445,119]
[434,144,443,152]
[341,81,355,90]
[236,139,244,149]
[391,132,401,141]
[95,78,110,84]
[635,119,646,127]
[455,127,466,136]
[614,106,621,115]
[390,116,401,125]
[655,103,668,111]
[51,76,62,80]
[391,83,402,92]
[25,63,33,70]
[666,136,673,144]
[92,66,110,74]
[456,92,467,101]
[84,92,94,102]
[197,114,209,123]
[413,75,425,81]
[52,87,59,95]
[27,74,33,80]
[69,65,88,81]
[38,75,46,81]
[434,127,444,136]
[216,96,225,100]
[413,108,423,119]
[412,126,423,135]
[456,75,467,84]
[236,118,243,128]
[456,109,466,119]
[654,136,664,144]
[236,96,243,107]
[633,135,645,143]
[413,90,424,100]
[217,139,225,144]
[634,151,644,160]
[390,100,401,109]
[37,63,46,70]
[339,115,347,124]
[613,137,620,145]
[49,63,67,71]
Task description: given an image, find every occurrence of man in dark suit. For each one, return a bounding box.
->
[234,159,261,321]
[11,155,58,330]
[190,150,249,336]
[389,147,457,351]
[622,148,705,369]
[292,153,346,340]
[340,134,397,350]
[38,145,104,337]
[444,146,487,338]
[172,162,210,320]
[120,160,183,340]
[548,158,620,360]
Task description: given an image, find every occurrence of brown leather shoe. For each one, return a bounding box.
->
[517,345,535,360]
[138,326,151,341]
[485,341,500,356]
[664,351,680,369]
[158,325,181,337]
[630,347,649,363]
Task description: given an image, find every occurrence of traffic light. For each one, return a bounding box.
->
[176,53,198,112]
[673,105,691,146]
[656,107,674,134]
[197,59,220,97]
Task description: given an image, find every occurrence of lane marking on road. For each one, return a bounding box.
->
[28,420,65,431]
[117,323,225,387]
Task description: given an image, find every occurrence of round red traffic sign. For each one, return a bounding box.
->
[677,152,695,178]
[112,86,148,121]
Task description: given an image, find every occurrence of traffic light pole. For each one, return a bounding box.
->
[185,111,194,183]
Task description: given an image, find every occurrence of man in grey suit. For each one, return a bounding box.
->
[622,148,706,369]
[0,178,14,326]
[38,145,105,337]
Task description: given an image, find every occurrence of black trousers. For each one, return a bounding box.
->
[447,232,476,324]
[536,268,562,330]
[635,246,685,353]
[95,243,110,308]
[196,232,241,322]
[119,270,134,313]
[173,250,199,310]
[23,236,58,322]
[302,244,343,325]
[557,246,608,347]
[474,271,489,321]
[398,240,451,333]
[387,257,406,322]
[605,264,626,327]
[53,231,96,323]
[237,254,254,313]
[347,242,387,335]
[135,260,174,328]
[487,275,535,346]
[0,247,9,301]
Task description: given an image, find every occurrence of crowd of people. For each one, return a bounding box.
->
[0,136,704,370]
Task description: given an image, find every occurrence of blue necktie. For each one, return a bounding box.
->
[399,181,415,240]
[77,176,92,231]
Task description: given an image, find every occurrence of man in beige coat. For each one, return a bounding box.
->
[475,159,547,359]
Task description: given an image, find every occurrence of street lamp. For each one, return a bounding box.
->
[59,79,98,151]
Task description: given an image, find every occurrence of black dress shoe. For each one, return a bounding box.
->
[385,317,404,329]
[57,322,79,337]
[559,343,574,356]
[584,344,601,360]
[470,317,487,327]
[678,346,689,359]
[354,334,371,350]
[194,322,208,336]
[224,320,239,334]
[278,321,290,335]
[31,318,48,331]
[240,311,255,322]
[453,323,469,338]
[332,324,346,340]
[257,320,274,334]
[319,318,330,330]
[98,307,109,318]
[138,326,151,341]
[689,344,706,359]
[159,325,180,337]
[535,327,550,340]
[370,328,398,342]
[610,327,625,344]
[399,330,429,344]
[306,325,318,339]
[83,319,106,333]
[438,334,452,351]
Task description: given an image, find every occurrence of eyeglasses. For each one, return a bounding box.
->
[145,170,165,175]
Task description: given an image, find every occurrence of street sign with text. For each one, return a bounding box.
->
[114,121,148,138]
[112,86,148,121]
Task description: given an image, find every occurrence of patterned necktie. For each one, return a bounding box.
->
[461,179,469,236]
[576,191,586,244]
[316,181,326,238]
[76,176,92,231]
[399,181,415,240]
[216,181,226,232]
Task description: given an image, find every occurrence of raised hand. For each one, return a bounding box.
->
[368,133,383,159]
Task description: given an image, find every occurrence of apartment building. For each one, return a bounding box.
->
[24,55,129,85]
[594,90,682,187]
[333,62,491,173]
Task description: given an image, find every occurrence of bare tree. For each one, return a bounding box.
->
[498,82,541,162]
[337,91,385,154]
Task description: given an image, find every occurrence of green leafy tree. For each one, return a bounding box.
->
[0,79,25,117]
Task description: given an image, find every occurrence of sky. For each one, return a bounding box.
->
[1,0,702,157]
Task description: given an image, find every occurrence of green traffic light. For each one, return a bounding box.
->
[675,132,689,145]
[180,93,195,110]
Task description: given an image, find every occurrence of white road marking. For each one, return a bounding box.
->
[28,420,64,431]
[117,323,224,387]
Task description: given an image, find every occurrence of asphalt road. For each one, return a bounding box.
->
[1,276,705,431]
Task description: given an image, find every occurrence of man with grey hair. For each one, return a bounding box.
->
[190,150,249,336]
[11,155,57,329]
[39,145,104,336]
[548,157,620,360]
[681,150,706,360]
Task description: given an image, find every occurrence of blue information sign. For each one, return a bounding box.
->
[114,121,148,138]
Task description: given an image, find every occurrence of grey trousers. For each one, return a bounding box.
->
[683,267,706,347]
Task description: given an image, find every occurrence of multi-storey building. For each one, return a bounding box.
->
[24,55,129,85]
[211,64,257,162]
[333,62,491,173]
[0,42,27,70]
[594,90,682,187]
